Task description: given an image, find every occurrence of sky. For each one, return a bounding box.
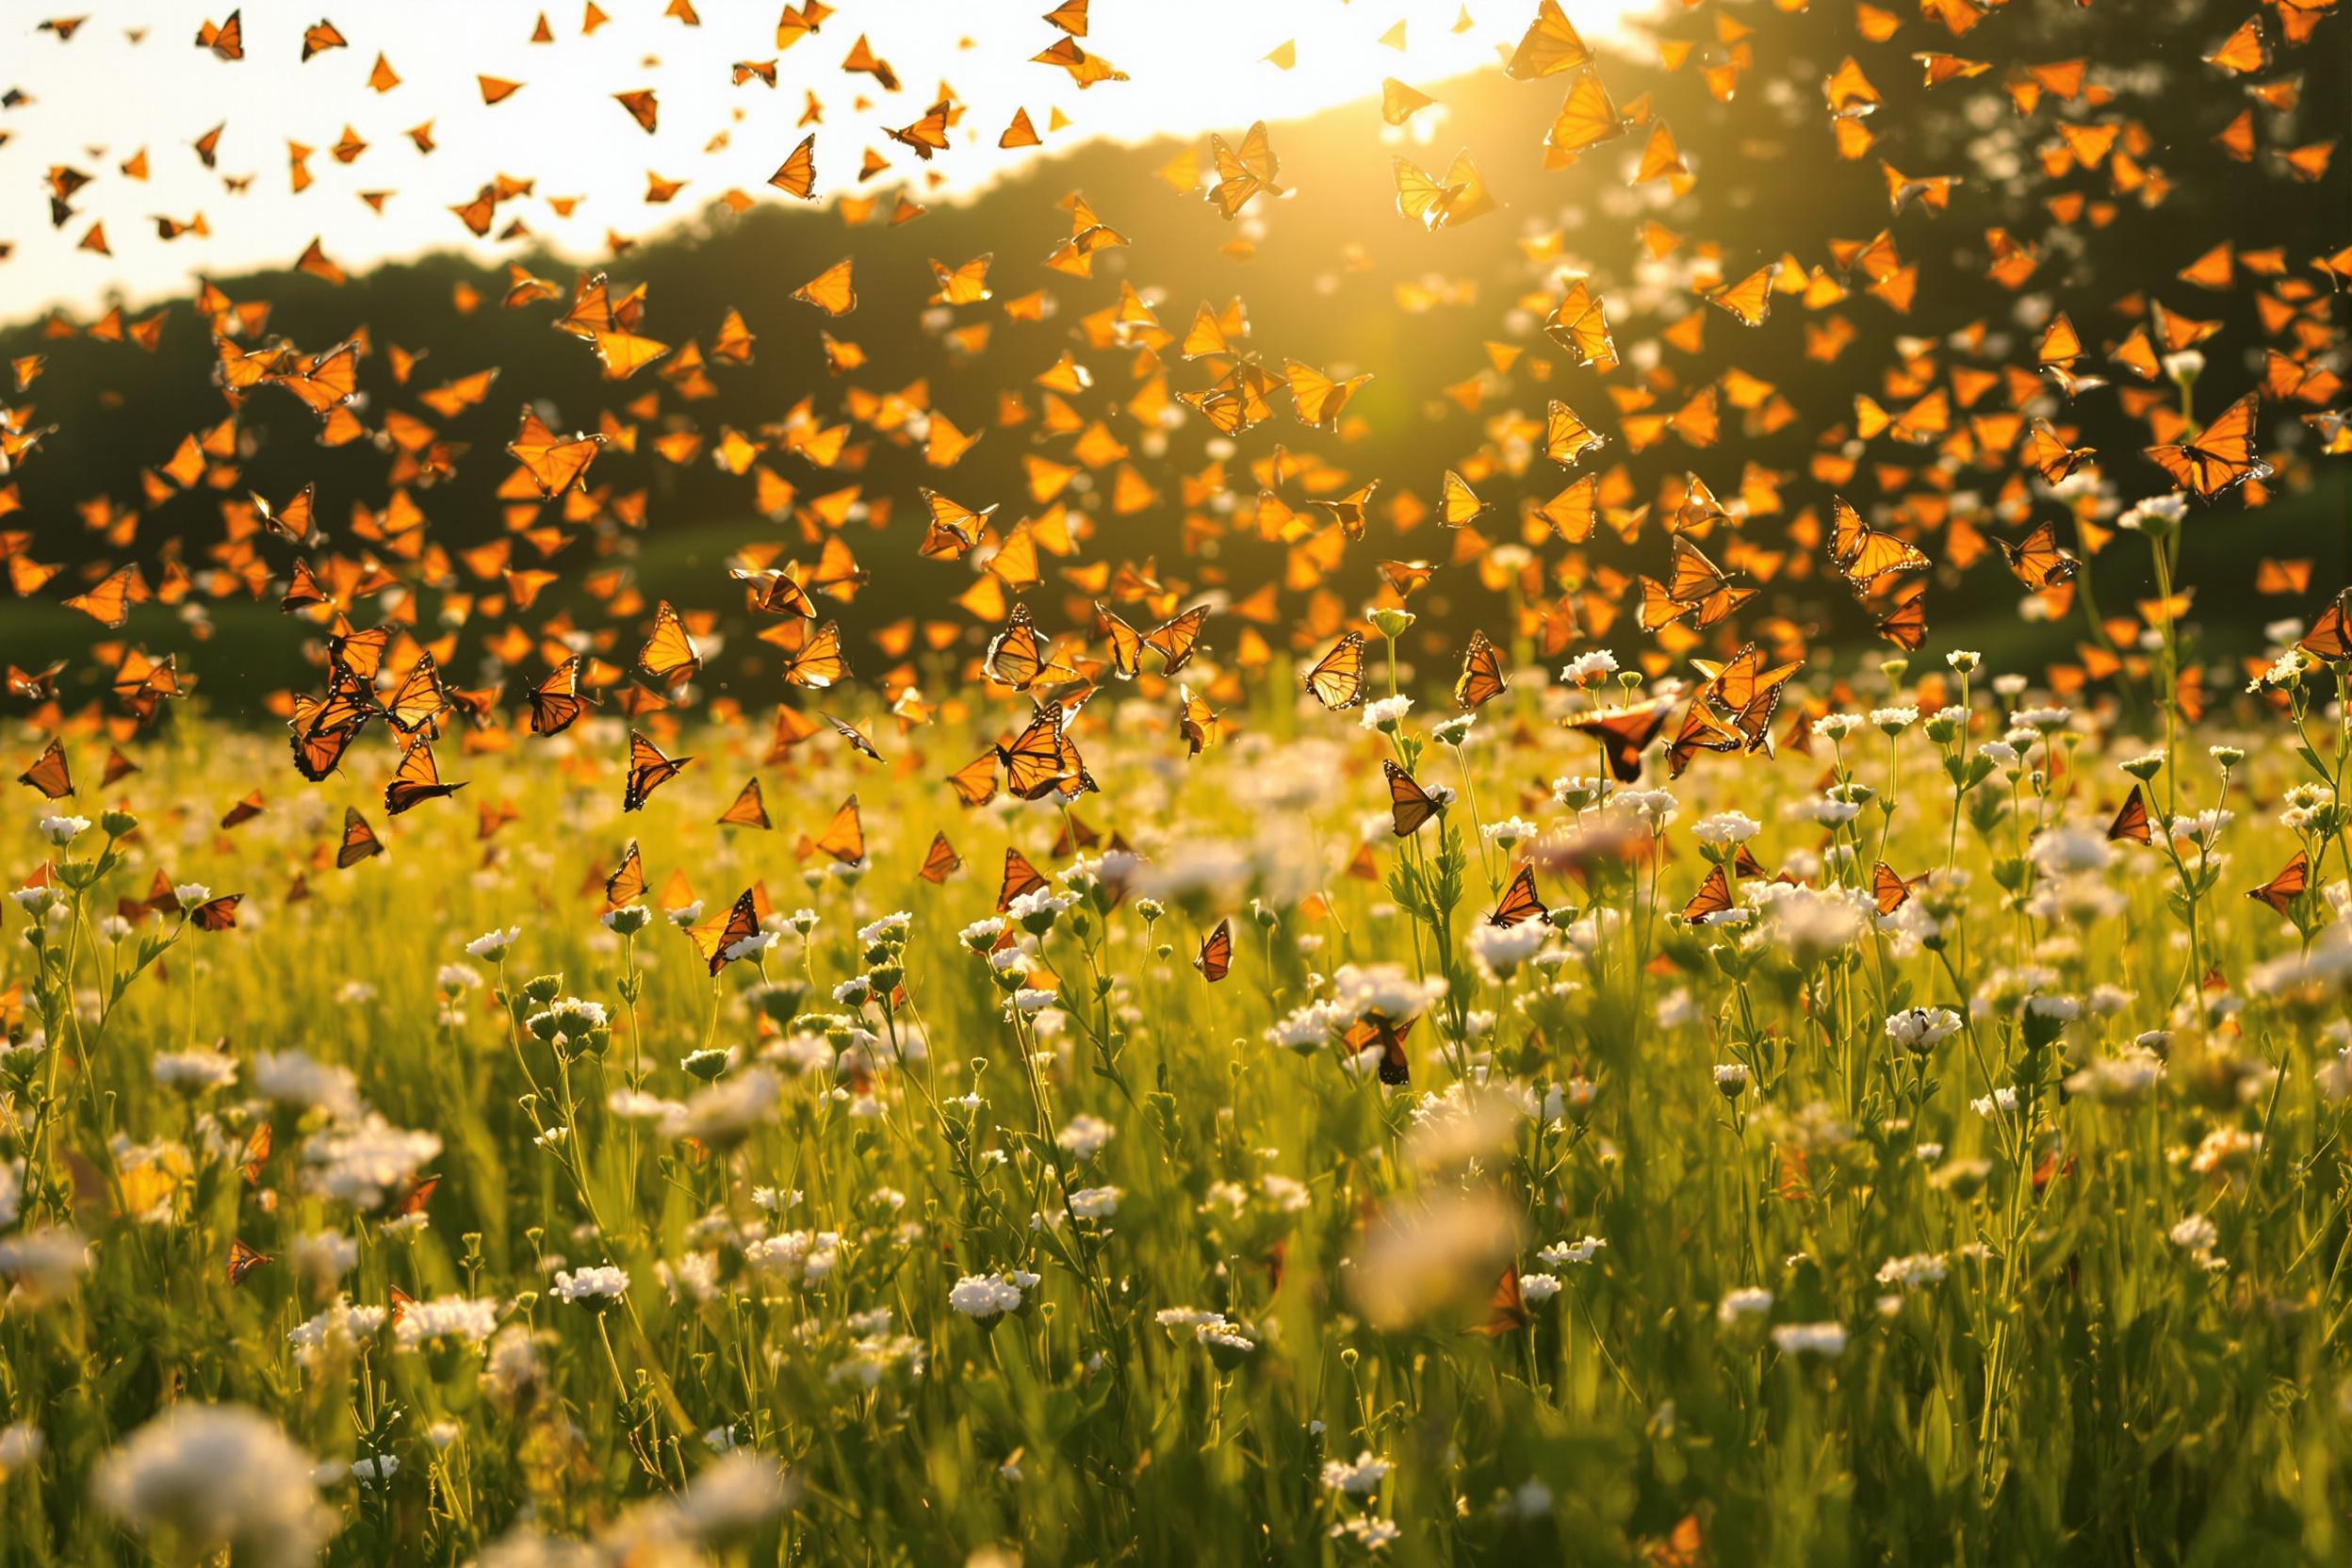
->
[0,0,1648,319]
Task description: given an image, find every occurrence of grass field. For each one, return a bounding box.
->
[5,635,2352,1566]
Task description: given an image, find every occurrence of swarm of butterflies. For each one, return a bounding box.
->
[2,0,2347,949]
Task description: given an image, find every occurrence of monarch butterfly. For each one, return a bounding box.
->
[718,778,771,830]
[1178,687,1225,756]
[1544,399,1607,466]
[226,1238,270,1285]
[16,738,71,798]
[1453,630,1507,710]
[1681,864,1733,924]
[1440,469,1487,528]
[1506,0,1591,78]
[1123,604,1209,675]
[2108,787,2151,844]
[188,891,243,931]
[1392,156,1469,230]
[528,658,595,737]
[808,796,865,865]
[1304,632,1368,710]
[328,624,390,682]
[1488,864,1548,927]
[732,566,818,619]
[63,564,139,628]
[776,620,849,689]
[291,716,367,783]
[2144,391,2269,498]
[385,738,463,815]
[606,841,646,906]
[890,99,955,161]
[1286,359,1371,428]
[1027,24,1123,82]
[1546,278,1617,370]
[639,601,702,690]
[1566,699,1673,783]
[2255,559,2313,596]
[921,488,996,561]
[621,730,691,812]
[336,807,384,868]
[1875,585,1928,650]
[1665,700,1744,780]
[1545,67,1625,157]
[946,749,1001,808]
[985,604,1051,690]
[197,9,243,59]
[236,1123,271,1185]
[1706,263,1776,327]
[2298,591,2352,662]
[1384,760,1443,836]
[770,134,817,198]
[1305,481,1380,540]
[1206,121,1283,219]
[825,714,883,761]
[507,407,602,497]
[1381,76,1435,126]
[380,653,449,736]
[793,258,857,316]
[997,704,1070,799]
[2246,850,2309,917]
[1829,498,1930,589]
[2019,420,2097,484]
[917,831,961,884]
[687,889,761,974]
[1195,918,1233,982]
[254,482,318,542]
[1468,1264,1534,1336]
[1343,1013,1413,1086]
[1871,860,1922,916]
[103,747,139,786]
[1694,645,1803,718]
[1998,522,2079,592]
[998,847,1048,911]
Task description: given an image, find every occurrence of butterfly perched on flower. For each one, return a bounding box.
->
[1384,760,1443,837]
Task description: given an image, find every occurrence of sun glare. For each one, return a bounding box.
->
[0,0,1650,318]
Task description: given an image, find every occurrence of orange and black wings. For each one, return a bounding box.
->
[1304,632,1367,710]
[1452,630,1507,710]
[2107,787,2151,845]
[2246,850,2309,916]
[1194,917,1233,982]
[15,739,71,799]
[622,730,691,811]
[1487,864,1547,927]
[1384,760,1441,837]
[335,807,384,868]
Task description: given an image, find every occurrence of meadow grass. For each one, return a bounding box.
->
[4,643,2352,1566]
